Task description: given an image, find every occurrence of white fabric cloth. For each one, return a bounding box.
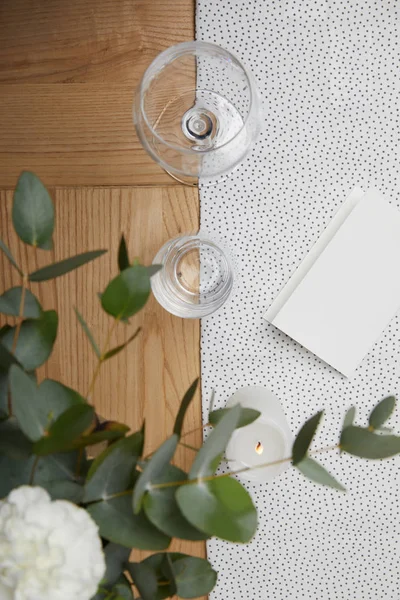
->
[197,1,400,599]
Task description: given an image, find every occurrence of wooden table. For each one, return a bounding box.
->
[0,0,204,577]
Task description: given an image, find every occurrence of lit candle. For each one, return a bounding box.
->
[225,386,293,482]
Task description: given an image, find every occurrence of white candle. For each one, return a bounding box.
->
[225,386,293,482]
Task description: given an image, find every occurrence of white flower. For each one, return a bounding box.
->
[0,486,106,600]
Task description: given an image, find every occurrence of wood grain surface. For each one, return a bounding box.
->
[0,0,195,187]
[0,0,206,593]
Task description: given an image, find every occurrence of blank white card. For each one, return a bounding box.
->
[264,189,400,377]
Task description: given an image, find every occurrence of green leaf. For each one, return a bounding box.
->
[103,328,141,361]
[103,544,132,588]
[143,464,209,541]
[112,575,134,600]
[0,417,33,458]
[189,404,242,479]
[133,434,178,513]
[292,411,323,465]
[38,379,86,421]
[142,553,217,600]
[118,235,130,272]
[74,308,101,358]
[295,456,345,491]
[0,453,34,496]
[369,396,396,430]
[0,238,23,275]
[176,476,257,543]
[342,406,356,431]
[0,341,21,371]
[127,562,158,600]
[40,480,84,503]
[0,370,9,419]
[101,265,155,320]
[0,287,41,318]
[33,403,95,455]
[10,365,44,441]
[12,171,54,249]
[340,425,400,459]
[1,310,58,371]
[209,407,261,429]
[29,250,107,282]
[87,495,170,550]
[84,432,144,503]
[171,555,217,599]
[173,379,199,436]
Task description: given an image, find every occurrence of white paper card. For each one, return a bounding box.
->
[264,189,400,376]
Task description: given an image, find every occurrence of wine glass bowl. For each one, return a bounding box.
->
[133,41,261,186]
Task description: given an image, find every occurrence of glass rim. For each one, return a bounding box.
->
[135,40,259,156]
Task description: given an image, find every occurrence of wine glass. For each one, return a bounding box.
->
[133,41,261,186]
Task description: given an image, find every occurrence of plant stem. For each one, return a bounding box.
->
[86,319,118,400]
[181,422,210,440]
[11,274,28,354]
[100,444,341,502]
[29,455,40,485]
[179,441,200,452]
[8,274,28,416]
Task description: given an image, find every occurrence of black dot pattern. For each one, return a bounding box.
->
[197,1,400,598]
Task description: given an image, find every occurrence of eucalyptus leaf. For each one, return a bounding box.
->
[0,287,42,319]
[173,379,199,437]
[103,328,141,361]
[0,453,34,497]
[342,406,356,431]
[369,396,396,430]
[112,575,134,600]
[0,238,23,275]
[0,417,33,459]
[209,407,261,429]
[33,404,95,455]
[295,456,345,491]
[103,544,132,588]
[29,250,107,282]
[40,480,84,503]
[0,370,8,419]
[176,476,257,543]
[1,310,58,371]
[12,171,54,249]
[10,365,44,441]
[172,554,217,599]
[87,495,170,550]
[341,425,400,459]
[101,265,157,320]
[118,235,130,272]
[143,464,209,541]
[292,411,323,465]
[133,434,178,514]
[142,552,217,600]
[38,379,85,422]
[74,308,101,358]
[0,340,21,371]
[84,432,144,503]
[127,562,158,600]
[189,404,241,479]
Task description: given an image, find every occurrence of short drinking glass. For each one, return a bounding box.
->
[151,234,235,318]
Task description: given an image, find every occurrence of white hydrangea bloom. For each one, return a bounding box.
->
[0,486,106,600]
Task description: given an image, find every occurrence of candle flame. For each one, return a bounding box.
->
[255,441,264,455]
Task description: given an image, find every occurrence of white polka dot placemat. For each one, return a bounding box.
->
[197,1,400,599]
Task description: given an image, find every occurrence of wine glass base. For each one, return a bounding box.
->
[164,168,237,188]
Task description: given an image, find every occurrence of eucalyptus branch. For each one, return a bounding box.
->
[179,441,201,452]
[100,443,341,502]
[86,318,118,400]
[181,422,210,440]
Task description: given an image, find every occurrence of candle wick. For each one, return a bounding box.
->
[255,441,264,455]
